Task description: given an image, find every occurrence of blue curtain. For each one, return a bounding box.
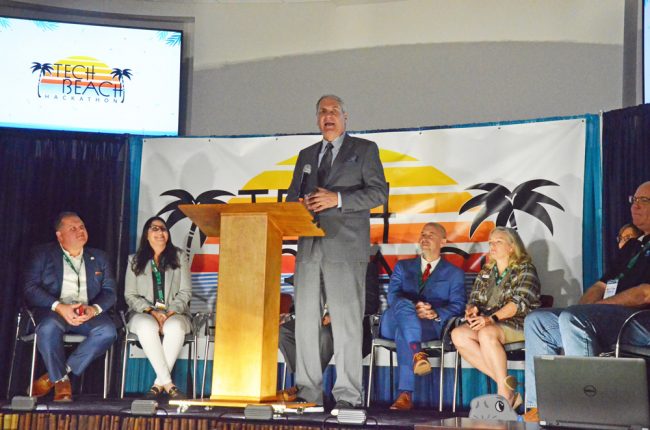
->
[0,127,131,398]
[582,114,603,288]
[602,105,650,273]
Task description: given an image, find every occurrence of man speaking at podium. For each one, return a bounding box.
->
[286,95,387,413]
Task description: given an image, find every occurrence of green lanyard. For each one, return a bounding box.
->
[150,259,165,303]
[493,266,509,287]
[63,253,84,297]
[614,241,650,281]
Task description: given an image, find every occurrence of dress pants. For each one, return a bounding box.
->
[294,242,366,405]
[379,299,442,392]
[128,313,191,386]
[524,305,650,408]
[279,318,333,374]
[35,311,117,382]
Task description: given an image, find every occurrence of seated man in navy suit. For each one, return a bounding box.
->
[380,222,466,410]
[24,212,117,402]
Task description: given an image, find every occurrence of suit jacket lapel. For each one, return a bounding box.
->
[164,265,173,304]
[327,134,355,183]
[52,245,64,294]
[83,250,96,296]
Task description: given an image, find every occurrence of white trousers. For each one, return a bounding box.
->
[128,313,191,386]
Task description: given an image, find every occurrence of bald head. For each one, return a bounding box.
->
[631,181,650,234]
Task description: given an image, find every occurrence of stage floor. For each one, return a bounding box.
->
[0,394,476,429]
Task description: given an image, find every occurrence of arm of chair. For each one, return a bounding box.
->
[369,313,381,339]
[614,309,650,357]
[119,310,131,336]
[441,316,463,350]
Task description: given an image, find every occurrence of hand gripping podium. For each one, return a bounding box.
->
[177,202,324,406]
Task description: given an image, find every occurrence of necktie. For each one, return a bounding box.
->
[318,142,333,186]
[422,263,432,284]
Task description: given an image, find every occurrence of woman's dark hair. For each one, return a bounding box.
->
[131,216,180,275]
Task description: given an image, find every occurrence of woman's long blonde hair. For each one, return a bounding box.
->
[484,226,532,270]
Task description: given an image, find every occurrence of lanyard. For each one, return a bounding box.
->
[150,259,165,303]
[615,241,650,281]
[493,266,509,287]
[63,253,84,297]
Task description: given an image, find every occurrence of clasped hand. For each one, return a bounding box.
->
[415,301,438,320]
[303,187,338,213]
[55,303,96,326]
[150,309,176,333]
[464,305,492,331]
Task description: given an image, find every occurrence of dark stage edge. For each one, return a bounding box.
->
[0,395,487,429]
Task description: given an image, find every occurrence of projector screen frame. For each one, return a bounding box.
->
[0,4,193,136]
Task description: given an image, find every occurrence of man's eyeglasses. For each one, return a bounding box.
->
[149,225,167,232]
[628,195,650,206]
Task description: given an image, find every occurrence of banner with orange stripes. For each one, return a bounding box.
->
[139,117,586,313]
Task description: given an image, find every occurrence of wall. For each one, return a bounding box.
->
[2,0,626,135]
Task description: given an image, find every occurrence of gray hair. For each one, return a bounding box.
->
[316,94,346,114]
[54,211,80,230]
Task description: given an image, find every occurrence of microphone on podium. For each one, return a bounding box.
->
[298,164,311,198]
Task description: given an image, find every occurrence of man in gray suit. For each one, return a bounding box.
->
[286,95,387,414]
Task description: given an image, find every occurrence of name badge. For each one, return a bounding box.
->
[604,280,618,299]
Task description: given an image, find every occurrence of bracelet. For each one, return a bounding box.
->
[490,314,499,323]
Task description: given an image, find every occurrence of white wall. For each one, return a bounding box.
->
[2,0,627,135]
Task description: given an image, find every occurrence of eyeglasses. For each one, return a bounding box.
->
[629,195,650,205]
[149,225,167,232]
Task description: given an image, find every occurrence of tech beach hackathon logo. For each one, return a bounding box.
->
[30,56,132,103]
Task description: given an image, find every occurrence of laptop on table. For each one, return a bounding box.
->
[535,355,650,430]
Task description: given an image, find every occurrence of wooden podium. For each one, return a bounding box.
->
[177,202,324,406]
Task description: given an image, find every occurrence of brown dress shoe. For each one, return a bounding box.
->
[277,385,299,402]
[31,373,54,397]
[389,391,413,410]
[413,351,432,376]
[53,379,72,402]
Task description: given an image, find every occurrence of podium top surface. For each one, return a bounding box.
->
[179,202,325,237]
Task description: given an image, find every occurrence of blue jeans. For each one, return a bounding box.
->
[524,305,650,408]
[380,299,443,392]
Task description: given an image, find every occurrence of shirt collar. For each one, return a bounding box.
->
[61,245,84,260]
[421,255,441,272]
[322,133,345,152]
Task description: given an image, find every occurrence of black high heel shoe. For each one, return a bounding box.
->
[167,385,187,400]
[144,385,163,400]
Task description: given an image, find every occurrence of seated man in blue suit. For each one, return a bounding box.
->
[24,212,117,402]
[380,222,466,410]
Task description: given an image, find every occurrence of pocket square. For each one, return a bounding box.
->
[344,154,359,164]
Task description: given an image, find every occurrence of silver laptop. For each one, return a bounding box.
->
[535,355,650,430]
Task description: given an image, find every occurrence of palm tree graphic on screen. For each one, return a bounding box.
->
[110,68,133,103]
[157,189,234,257]
[459,179,565,238]
[30,62,53,97]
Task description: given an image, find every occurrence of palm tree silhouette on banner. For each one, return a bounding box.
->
[459,179,564,238]
[30,62,53,97]
[110,68,133,103]
[157,189,234,257]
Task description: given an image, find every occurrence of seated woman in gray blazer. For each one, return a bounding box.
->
[124,216,192,400]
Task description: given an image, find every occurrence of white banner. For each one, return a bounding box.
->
[138,118,586,319]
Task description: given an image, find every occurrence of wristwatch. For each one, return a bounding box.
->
[490,314,499,323]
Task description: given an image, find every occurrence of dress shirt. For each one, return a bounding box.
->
[421,256,441,275]
[318,134,345,208]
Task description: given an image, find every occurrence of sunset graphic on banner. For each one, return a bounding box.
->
[188,147,494,298]
[31,56,130,101]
